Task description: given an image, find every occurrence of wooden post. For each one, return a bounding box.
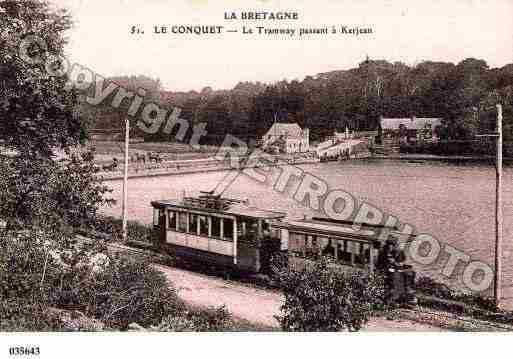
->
[122,118,129,242]
[495,104,503,306]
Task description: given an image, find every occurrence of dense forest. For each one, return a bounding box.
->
[87,57,513,147]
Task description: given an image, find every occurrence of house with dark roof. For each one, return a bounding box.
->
[262,123,310,153]
[380,116,442,144]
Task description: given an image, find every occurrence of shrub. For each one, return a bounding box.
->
[85,216,152,243]
[156,306,233,332]
[416,276,497,312]
[273,256,384,331]
[0,231,183,331]
[0,299,63,331]
[79,254,184,329]
[153,315,198,332]
[184,306,233,331]
[0,231,71,306]
[0,231,90,331]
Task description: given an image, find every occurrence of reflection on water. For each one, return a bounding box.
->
[102,159,513,291]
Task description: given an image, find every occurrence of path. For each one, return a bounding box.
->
[154,264,444,331]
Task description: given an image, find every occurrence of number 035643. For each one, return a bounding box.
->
[9,347,40,356]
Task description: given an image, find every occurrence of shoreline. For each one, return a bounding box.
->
[100,156,320,181]
[99,153,511,181]
[373,153,513,164]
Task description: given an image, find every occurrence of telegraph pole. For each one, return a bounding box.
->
[122,118,129,242]
[476,104,503,306]
[495,104,503,306]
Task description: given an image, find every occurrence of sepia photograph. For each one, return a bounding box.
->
[1,0,512,357]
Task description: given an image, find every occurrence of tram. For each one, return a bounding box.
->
[151,192,287,272]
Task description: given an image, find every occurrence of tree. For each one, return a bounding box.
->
[0,0,111,234]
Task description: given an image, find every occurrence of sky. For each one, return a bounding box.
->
[50,0,513,92]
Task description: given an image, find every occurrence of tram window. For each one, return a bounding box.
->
[223,219,234,240]
[305,235,317,259]
[240,218,257,241]
[211,216,221,238]
[168,211,177,230]
[289,232,306,257]
[355,243,368,266]
[247,219,258,237]
[318,236,329,256]
[189,213,198,234]
[177,212,187,232]
[236,220,245,237]
[199,215,208,236]
[153,208,159,226]
[270,227,281,240]
[337,241,351,264]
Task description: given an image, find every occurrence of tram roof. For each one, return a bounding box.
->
[273,217,413,243]
[151,199,287,220]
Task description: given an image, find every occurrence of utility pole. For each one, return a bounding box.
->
[122,118,129,242]
[495,104,503,306]
[476,104,503,306]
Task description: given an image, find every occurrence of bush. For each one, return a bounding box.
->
[0,231,182,331]
[153,315,198,332]
[273,256,384,331]
[81,215,152,243]
[156,306,233,332]
[0,231,88,331]
[416,276,497,312]
[0,299,64,331]
[184,306,233,331]
[78,254,184,329]
[0,233,56,304]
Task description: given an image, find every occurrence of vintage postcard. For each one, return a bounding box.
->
[1,0,512,357]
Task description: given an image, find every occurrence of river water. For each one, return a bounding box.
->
[102,159,513,294]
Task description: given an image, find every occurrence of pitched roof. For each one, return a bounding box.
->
[266,123,304,138]
[381,117,442,130]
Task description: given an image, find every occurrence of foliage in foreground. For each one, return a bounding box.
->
[1,0,113,235]
[273,256,384,332]
[154,306,233,332]
[415,276,497,312]
[0,0,201,332]
[72,255,184,329]
[0,232,183,331]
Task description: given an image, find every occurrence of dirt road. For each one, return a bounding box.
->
[154,264,444,331]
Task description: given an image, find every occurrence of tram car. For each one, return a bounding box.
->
[151,192,287,272]
[151,192,415,275]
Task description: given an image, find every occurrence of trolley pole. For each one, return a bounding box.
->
[122,118,129,242]
[495,104,503,306]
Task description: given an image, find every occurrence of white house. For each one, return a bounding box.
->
[380,116,442,143]
[262,123,310,154]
